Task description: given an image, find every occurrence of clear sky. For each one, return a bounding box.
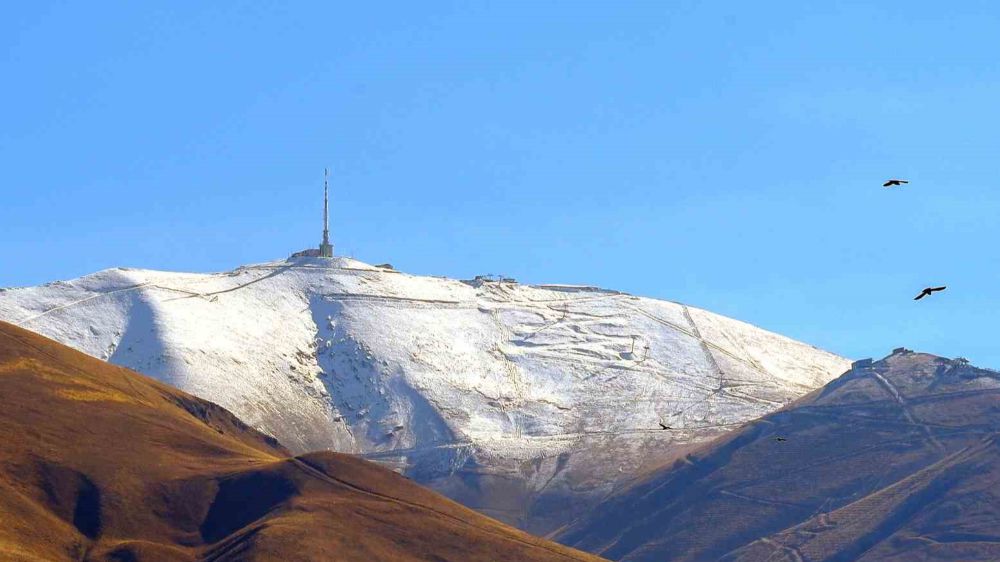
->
[2,2,998,367]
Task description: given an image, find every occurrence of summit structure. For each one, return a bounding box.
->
[319,168,334,257]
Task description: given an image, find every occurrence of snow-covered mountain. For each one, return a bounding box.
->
[0,256,850,532]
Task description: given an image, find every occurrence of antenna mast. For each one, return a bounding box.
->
[319,168,334,257]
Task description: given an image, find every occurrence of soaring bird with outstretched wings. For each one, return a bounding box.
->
[883,179,909,187]
[914,286,947,300]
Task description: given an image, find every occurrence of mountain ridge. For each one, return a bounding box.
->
[556,349,1000,561]
[0,256,850,532]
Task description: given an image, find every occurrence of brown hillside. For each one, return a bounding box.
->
[557,350,1000,561]
[0,321,604,562]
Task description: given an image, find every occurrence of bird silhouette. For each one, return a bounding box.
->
[774,436,787,442]
[883,179,909,187]
[914,286,947,300]
[659,423,672,430]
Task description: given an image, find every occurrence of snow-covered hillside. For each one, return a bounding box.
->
[0,256,850,532]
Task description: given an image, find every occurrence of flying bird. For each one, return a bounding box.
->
[773,436,787,442]
[914,286,947,300]
[659,423,672,430]
[883,179,909,187]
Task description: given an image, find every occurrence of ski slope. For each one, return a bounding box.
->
[0,256,850,532]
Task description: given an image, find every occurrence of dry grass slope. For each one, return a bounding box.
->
[0,321,604,562]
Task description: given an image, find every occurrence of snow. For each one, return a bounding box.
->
[0,255,851,530]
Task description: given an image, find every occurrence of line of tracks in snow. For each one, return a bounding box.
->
[681,304,726,390]
[488,306,525,438]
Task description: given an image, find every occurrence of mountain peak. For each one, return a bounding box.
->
[0,260,849,533]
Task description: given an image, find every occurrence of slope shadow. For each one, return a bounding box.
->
[199,469,299,543]
[34,461,103,539]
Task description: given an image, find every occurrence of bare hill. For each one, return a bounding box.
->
[556,350,1000,562]
[0,320,603,562]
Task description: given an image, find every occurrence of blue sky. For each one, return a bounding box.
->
[2,2,998,367]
